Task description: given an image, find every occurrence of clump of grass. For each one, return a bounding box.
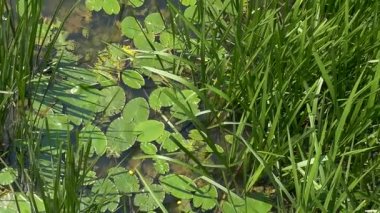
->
[145,0,380,211]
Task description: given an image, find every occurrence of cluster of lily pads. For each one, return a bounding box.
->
[0,0,271,212]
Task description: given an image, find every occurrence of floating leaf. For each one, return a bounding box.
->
[141,143,158,155]
[128,0,144,7]
[188,129,206,141]
[85,0,103,11]
[102,0,120,15]
[144,13,165,34]
[221,193,272,213]
[0,168,17,185]
[160,174,196,199]
[122,97,149,124]
[106,118,136,157]
[91,179,120,212]
[109,167,140,194]
[193,185,218,210]
[97,86,126,117]
[153,160,170,174]
[156,132,187,152]
[180,0,197,6]
[133,32,155,50]
[149,87,174,111]
[121,16,141,39]
[134,120,165,143]
[134,184,165,212]
[122,70,145,89]
[79,124,107,156]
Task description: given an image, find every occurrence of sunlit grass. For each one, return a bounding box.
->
[143,0,380,211]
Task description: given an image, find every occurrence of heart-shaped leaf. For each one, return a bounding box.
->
[106,118,136,157]
[122,70,145,89]
[134,120,164,143]
[159,174,196,199]
[122,97,149,124]
[121,16,141,39]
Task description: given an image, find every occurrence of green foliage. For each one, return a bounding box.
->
[160,174,196,199]
[133,184,165,212]
[85,0,120,14]
[0,168,17,185]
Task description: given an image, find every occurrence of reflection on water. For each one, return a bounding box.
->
[42,0,167,63]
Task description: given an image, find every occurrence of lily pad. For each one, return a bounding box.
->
[97,86,126,117]
[133,32,155,50]
[128,0,144,7]
[140,143,158,155]
[122,97,149,124]
[193,185,218,210]
[153,160,170,174]
[108,167,140,194]
[0,168,17,185]
[134,120,165,143]
[91,179,120,212]
[85,0,103,11]
[144,13,165,34]
[221,193,272,213]
[79,124,107,156]
[149,87,174,111]
[103,0,120,15]
[134,184,165,212]
[160,174,196,199]
[121,16,142,39]
[122,70,145,89]
[106,118,136,157]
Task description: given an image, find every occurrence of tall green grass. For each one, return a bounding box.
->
[0,1,90,212]
[145,0,380,211]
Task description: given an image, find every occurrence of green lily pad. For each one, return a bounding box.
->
[160,174,196,199]
[85,0,103,11]
[128,0,144,7]
[141,143,157,155]
[193,185,218,210]
[79,124,107,156]
[97,86,126,117]
[103,0,120,15]
[134,184,165,212]
[121,16,142,39]
[122,70,145,89]
[144,13,165,34]
[134,120,165,143]
[156,132,187,152]
[122,97,149,124]
[171,90,200,120]
[153,160,170,174]
[59,86,103,123]
[0,168,17,185]
[180,0,197,6]
[133,32,155,50]
[91,179,120,212]
[108,167,140,194]
[149,87,174,111]
[106,118,136,157]
[188,129,206,141]
[221,193,272,213]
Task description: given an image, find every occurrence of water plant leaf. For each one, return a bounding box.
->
[91,179,120,212]
[170,90,200,120]
[97,86,126,117]
[193,185,218,210]
[133,184,165,212]
[134,120,165,143]
[122,70,145,89]
[108,167,140,194]
[159,174,196,199]
[57,65,98,87]
[106,118,136,157]
[153,160,170,174]
[102,0,120,15]
[121,16,141,39]
[85,0,103,11]
[128,0,144,7]
[79,124,107,156]
[144,13,165,34]
[0,168,17,185]
[141,143,158,155]
[122,97,149,124]
[188,129,206,141]
[180,0,197,6]
[221,194,272,213]
[149,87,174,111]
[133,32,155,50]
